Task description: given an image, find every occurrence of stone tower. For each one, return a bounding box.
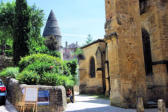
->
[104,0,147,108]
[43,10,62,51]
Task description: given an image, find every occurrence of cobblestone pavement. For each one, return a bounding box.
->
[65,95,167,112]
[0,100,17,112]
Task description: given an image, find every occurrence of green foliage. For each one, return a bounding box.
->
[28,37,47,54]
[0,1,15,31]
[0,1,15,56]
[13,0,31,65]
[0,54,77,87]
[5,49,13,57]
[16,70,40,85]
[86,34,93,44]
[0,1,44,60]
[24,61,54,75]
[74,48,83,56]
[0,28,13,56]
[65,60,78,85]
[28,37,61,58]
[46,51,61,58]
[19,54,62,71]
[0,46,13,57]
[40,73,74,87]
[66,60,78,76]
[28,5,44,39]
[0,67,19,78]
[23,60,70,76]
[27,5,45,55]
[17,54,74,87]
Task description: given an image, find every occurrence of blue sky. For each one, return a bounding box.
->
[2,0,105,46]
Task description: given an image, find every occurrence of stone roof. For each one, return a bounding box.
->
[43,10,61,37]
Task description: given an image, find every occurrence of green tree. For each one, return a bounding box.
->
[27,5,44,52]
[0,1,15,55]
[13,0,31,65]
[0,1,44,58]
[29,5,44,39]
[0,30,12,55]
[74,48,83,56]
[86,34,93,44]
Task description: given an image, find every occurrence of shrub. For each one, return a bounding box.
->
[28,37,61,58]
[40,73,75,87]
[24,61,55,75]
[19,53,62,71]
[65,60,78,85]
[57,74,75,87]
[16,53,75,87]
[19,54,71,76]
[16,70,40,85]
[0,67,19,78]
[66,59,78,76]
[40,73,58,86]
[46,51,61,58]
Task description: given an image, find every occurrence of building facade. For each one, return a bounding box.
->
[79,0,168,108]
[79,40,106,94]
[63,42,79,60]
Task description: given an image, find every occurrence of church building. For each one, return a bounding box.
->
[79,0,168,108]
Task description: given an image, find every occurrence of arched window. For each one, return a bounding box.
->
[142,28,153,76]
[90,57,96,78]
[139,0,148,14]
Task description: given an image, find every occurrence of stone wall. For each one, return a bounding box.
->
[79,40,106,95]
[0,56,13,71]
[105,0,147,108]
[140,0,168,104]
[3,78,67,112]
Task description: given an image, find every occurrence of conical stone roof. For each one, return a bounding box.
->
[43,10,61,37]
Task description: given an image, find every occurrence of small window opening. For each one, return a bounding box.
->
[90,57,96,78]
[142,28,153,76]
[139,0,148,14]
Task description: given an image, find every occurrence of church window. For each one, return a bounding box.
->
[139,0,148,15]
[142,28,153,76]
[89,57,96,78]
[96,47,102,68]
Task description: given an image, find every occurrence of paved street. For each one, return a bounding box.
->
[0,100,17,112]
[65,94,167,112]
[0,95,167,112]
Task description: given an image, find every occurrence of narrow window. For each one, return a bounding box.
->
[142,28,153,75]
[90,57,95,78]
[139,0,148,15]
[166,63,168,73]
